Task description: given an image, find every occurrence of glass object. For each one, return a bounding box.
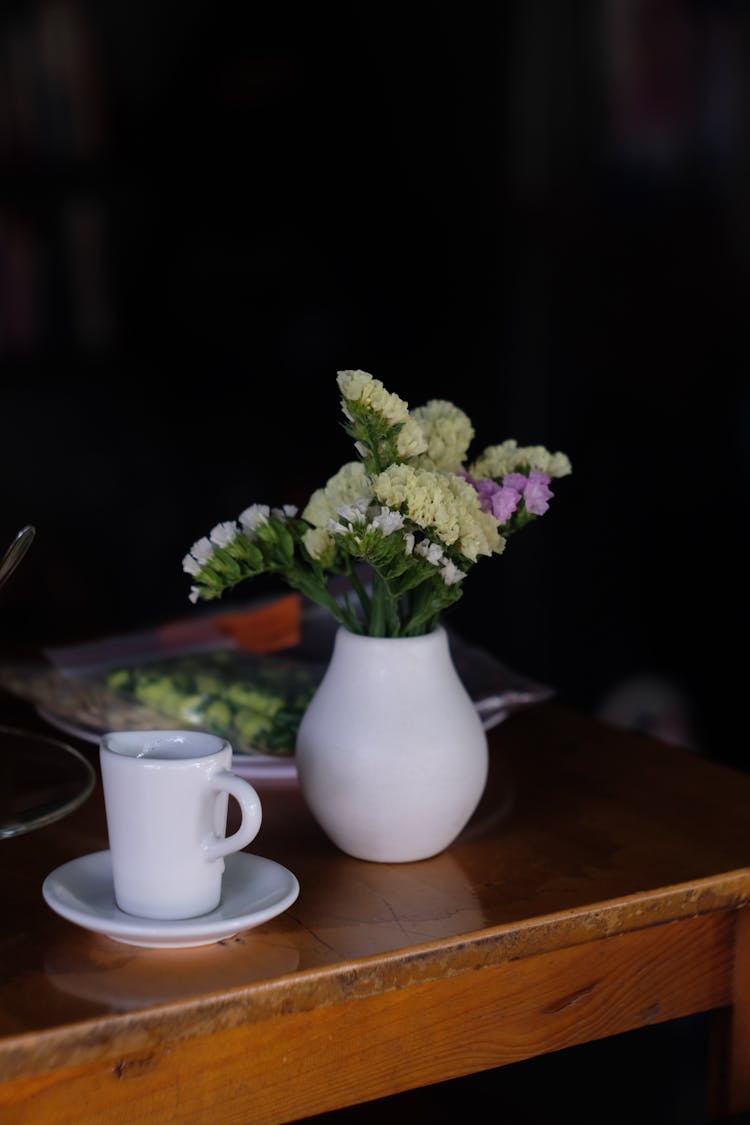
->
[0,725,95,838]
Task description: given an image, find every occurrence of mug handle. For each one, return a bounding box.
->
[203,771,263,860]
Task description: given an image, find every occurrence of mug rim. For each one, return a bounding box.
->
[100,729,229,762]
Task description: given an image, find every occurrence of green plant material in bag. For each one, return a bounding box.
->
[105,649,325,757]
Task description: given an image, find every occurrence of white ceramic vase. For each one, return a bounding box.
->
[295,625,489,862]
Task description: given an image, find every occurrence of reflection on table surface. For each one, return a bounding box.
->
[5,698,750,1035]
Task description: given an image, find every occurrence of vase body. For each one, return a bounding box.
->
[295,625,489,862]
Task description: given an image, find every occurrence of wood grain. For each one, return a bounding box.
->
[2,693,750,1122]
[0,912,734,1124]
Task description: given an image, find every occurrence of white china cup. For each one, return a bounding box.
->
[100,730,262,920]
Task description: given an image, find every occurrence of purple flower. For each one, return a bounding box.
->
[484,482,521,522]
[462,473,521,523]
[503,472,527,492]
[519,470,553,516]
[461,469,553,523]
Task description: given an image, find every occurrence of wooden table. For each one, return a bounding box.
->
[2,689,750,1124]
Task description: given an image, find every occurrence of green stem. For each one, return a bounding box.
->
[284,569,361,633]
[368,573,386,635]
[346,563,372,623]
[368,569,401,636]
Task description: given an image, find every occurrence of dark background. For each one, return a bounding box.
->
[1,0,748,764]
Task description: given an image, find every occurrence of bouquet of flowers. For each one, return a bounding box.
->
[182,370,572,638]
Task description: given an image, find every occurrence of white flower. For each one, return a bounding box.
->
[369,506,405,536]
[415,539,444,565]
[271,505,298,520]
[188,585,202,603]
[182,535,214,575]
[191,536,213,562]
[336,500,369,525]
[238,504,270,534]
[209,521,238,548]
[326,518,349,535]
[440,560,465,586]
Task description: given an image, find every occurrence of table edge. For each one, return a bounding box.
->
[3,865,750,1082]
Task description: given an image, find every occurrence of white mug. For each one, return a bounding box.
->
[100,730,262,920]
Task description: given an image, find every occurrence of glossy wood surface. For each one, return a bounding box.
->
[2,689,750,1123]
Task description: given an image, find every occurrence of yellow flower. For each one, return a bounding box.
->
[373,464,503,562]
[302,527,336,566]
[395,416,429,459]
[469,440,572,480]
[183,369,571,637]
[336,369,409,425]
[442,472,505,560]
[302,462,370,527]
[410,400,475,471]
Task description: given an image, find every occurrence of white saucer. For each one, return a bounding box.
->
[42,850,300,948]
